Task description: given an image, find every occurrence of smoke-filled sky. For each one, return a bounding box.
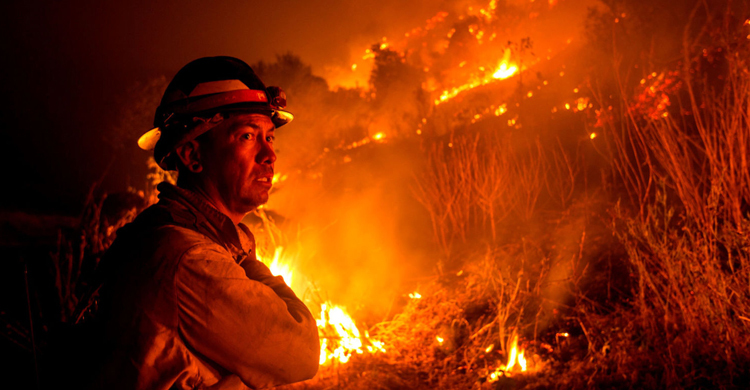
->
[1,0,456,213]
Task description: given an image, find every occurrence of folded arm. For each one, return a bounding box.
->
[175,243,320,389]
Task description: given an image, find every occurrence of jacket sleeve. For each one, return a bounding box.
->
[174,242,320,389]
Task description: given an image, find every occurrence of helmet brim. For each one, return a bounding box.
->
[137,107,294,151]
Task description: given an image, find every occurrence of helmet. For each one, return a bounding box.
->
[137,56,293,169]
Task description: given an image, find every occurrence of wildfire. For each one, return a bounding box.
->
[342,132,388,151]
[492,49,519,79]
[317,302,386,364]
[251,0,588,375]
[435,49,519,105]
[488,334,528,381]
[262,246,294,287]
[257,246,385,366]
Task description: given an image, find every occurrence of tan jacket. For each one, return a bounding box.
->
[88,183,319,389]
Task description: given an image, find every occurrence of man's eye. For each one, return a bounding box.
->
[242,133,255,140]
[266,135,275,143]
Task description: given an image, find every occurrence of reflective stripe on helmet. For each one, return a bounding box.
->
[166,89,268,115]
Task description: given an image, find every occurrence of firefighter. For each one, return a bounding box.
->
[83,56,319,389]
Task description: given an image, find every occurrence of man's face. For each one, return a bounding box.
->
[200,113,276,214]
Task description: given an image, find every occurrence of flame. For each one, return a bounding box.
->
[257,246,294,287]
[488,334,528,381]
[340,132,388,152]
[317,302,385,364]
[257,245,385,366]
[436,335,445,344]
[492,50,519,79]
[409,292,422,299]
[505,335,527,372]
[435,49,518,105]
[267,247,293,287]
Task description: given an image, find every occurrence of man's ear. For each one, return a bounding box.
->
[174,140,203,173]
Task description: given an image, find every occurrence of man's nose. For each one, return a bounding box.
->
[257,138,276,164]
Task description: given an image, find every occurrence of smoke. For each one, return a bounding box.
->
[243,0,606,323]
[254,55,436,317]
[265,144,434,320]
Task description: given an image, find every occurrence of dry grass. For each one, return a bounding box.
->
[286,245,549,390]
[603,28,750,390]
[572,6,750,387]
[404,5,750,389]
[413,131,556,263]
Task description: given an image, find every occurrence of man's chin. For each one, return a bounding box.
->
[242,192,269,211]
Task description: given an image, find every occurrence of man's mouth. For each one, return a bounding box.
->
[255,174,274,185]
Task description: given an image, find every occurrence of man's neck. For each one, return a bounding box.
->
[181,181,245,225]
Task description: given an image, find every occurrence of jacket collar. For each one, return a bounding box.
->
[156,182,255,258]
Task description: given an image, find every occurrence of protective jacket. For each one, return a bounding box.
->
[86,182,319,389]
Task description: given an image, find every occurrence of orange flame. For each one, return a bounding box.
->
[435,49,518,105]
[257,246,294,289]
[488,334,528,381]
[267,247,294,287]
[492,50,519,80]
[317,302,386,365]
[258,247,385,366]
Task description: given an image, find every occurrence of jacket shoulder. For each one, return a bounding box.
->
[104,223,230,274]
[146,225,231,260]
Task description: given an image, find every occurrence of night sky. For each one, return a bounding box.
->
[1,0,448,214]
